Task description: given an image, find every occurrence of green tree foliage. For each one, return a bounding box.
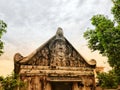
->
[97,70,118,89]
[0,20,7,55]
[84,0,120,84]
[112,0,120,24]
[0,73,24,90]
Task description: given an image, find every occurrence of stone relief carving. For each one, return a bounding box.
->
[49,38,88,67]
[26,36,88,67]
[27,47,49,66]
[82,76,94,87]
[26,41,88,67]
[50,40,67,66]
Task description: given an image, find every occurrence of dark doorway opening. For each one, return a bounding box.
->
[51,82,72,90]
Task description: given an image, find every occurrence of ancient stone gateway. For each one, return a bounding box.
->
[14,27,96,90]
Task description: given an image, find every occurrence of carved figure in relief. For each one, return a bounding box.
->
[51,41,67,66]
[51,54,61,66]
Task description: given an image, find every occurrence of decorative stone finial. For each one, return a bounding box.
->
[56,27,64,37]
[14,53,23,62]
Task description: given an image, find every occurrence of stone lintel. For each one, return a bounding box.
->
[20,65,94,71]
[47,77,82,82]
[20,69,94,77]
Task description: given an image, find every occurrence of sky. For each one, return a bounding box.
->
[0,0,113,76]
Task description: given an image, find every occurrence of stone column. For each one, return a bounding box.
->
[86,87,91,90]
[83,85,91,90]
[20,78,27,90]
[82,85,87,90]
[45,82,51,90]
[39,81,42,90]
[27,77,31,90]
[34,76,42,90]
[72,82,79,90]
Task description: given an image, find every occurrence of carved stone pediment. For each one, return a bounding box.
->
[15,27,96,68]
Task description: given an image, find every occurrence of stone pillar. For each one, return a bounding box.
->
[86,87,91,90]
[27,77,31,90]
[39,81,42,90]
[20,78,27,90]
[78,86,83,90]
[82,85,87,90]
[45,82,51,90]
[72,82,79,90]
[82,85,92,90]
[34,76,42,90]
